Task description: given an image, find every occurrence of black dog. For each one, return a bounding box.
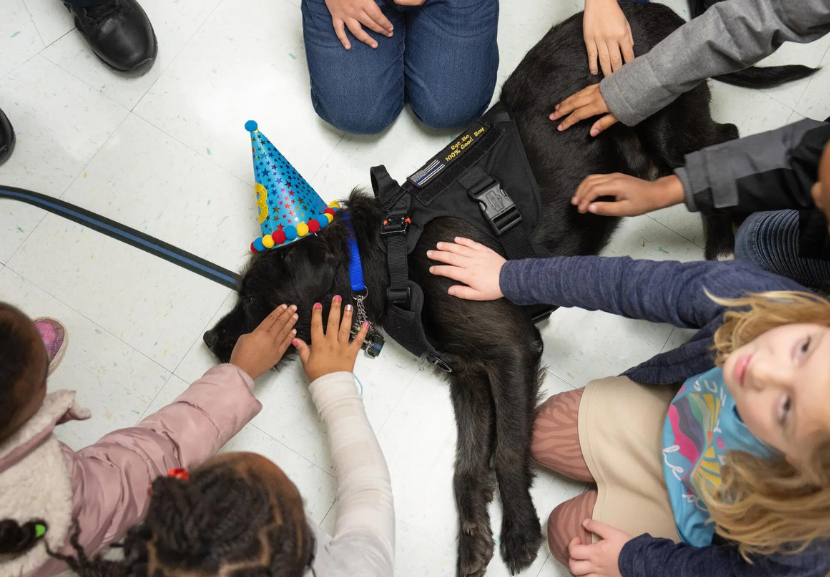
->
[205,4,810,575]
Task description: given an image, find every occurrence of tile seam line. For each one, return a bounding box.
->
[0,263,174,379]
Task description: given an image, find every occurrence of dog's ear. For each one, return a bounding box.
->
[204,302,246,363]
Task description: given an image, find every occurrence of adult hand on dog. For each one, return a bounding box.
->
[427,237,505,301]
[550,84,618,136]
[325,0,394,50]
[567,520,631,577]
[572,173,685,216]
[293,296,370,383]
[583,0,634,76]
[230,304,298,380]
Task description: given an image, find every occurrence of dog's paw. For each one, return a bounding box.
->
[500,513,542,575]
[457,517,494,577]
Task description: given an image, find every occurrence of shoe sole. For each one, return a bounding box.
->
[33,317,68,376]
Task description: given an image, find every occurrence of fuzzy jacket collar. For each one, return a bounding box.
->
[0,390,90,475]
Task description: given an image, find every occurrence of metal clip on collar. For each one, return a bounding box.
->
[469,181,522,236]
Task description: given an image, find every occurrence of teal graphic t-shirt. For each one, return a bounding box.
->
[662,367,774,546]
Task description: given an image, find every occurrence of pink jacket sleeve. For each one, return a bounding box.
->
[62,364,261,554]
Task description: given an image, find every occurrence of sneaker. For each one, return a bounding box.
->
[34,318,68,376]
[0,107,14,166]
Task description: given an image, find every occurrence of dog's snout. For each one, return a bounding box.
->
[203,329,218,349]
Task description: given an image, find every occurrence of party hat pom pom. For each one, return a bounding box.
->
[253,238,265,252]
[245,120,258,132]
[272,229,286,244]
[262,235,275,249]
[250,242,257,253]
[308,219,320,233]
[297,222,309,237]
[317,214,329,229]
[284,225,298,240]
[324,208,335,216]
[329,201,340,209]
[324,212,334,223]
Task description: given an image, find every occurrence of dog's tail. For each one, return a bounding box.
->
[715,65,819,89]
[686,0,819,89]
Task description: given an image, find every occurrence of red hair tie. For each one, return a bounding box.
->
[168,468,190,481]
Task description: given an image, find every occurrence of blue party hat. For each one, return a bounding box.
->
[246,120,338,252]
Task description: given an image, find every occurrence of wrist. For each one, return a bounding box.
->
[656,175,684,209]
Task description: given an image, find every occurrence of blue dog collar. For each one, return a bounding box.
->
[343,215,366,293]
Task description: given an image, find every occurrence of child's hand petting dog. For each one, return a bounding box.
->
[428,238,506,301]
[567,520,631,577]
[294,296,370,383]
[572,173,685,216]
[550,84,618,137]
[230,304,298,380]
[325,0,394,50]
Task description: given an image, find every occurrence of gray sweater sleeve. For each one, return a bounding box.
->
[600,0,830,126]
[675,119,827,213]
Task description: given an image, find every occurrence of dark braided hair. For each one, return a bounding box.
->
[0,519,47,556]
[50,462,311,577]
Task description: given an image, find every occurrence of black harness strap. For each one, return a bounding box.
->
[457,166,535,260]
[371,166,453,372]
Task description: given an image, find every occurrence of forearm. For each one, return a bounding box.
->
[619,534,829,577]
[499,257,803,328]
[600,0,830,126]
[677,120,829,214]
[309,372,394,561]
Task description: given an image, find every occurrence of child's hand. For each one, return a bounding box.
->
[583,0,634,76]
[427,237,505,301]
[230,305,298,380]
[568,520,631,577]
[572,173,685,216]
[325,0,393,50]
[550,84,618,136]
[293,296,370,383]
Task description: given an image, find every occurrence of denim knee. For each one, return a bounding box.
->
[311,90,403,135]
[733,212,766,266]
[409,94,491,131]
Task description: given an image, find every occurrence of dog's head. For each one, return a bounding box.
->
[204,232,345,363]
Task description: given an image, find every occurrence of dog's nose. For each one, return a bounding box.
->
[203,330,218,349]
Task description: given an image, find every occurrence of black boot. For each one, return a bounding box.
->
[65,0,157,73]
[0,108,15,166]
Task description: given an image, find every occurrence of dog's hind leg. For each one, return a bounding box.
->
[488,330,545,574]
[450,366,498,577]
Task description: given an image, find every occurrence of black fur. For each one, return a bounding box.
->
[206,4,802,574]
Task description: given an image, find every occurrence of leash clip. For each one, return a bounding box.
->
[350,291,385,358]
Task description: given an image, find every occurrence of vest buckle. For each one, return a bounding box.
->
[381,214,410,236]
[469,181,522,236]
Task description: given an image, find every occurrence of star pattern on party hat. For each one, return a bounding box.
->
[245,120,339,253]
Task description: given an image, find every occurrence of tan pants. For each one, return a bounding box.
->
[532,377,680,568]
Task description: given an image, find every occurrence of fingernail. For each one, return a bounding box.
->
[372,43,378,49]
[590,130,598,137]
[292,339,299,346]
[362,322,369,328]
[290,304,297,311]
[292,329,296,335]
[558,125,564,131]
[314,302,322,309]
[292,313,298,319]
[429,266,434,273]
[334,295,342,302]
[280,304,287,309]
[555,104,560,110]
[345,304,353,311]
[427,250,433,256]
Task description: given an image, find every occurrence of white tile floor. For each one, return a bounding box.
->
[1,0,828,575]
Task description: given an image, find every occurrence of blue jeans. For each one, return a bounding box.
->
[735,210,830,291]
[301,0,499,135]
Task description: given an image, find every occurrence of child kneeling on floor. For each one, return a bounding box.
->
[429,239,830,577]
[0,301,300,576]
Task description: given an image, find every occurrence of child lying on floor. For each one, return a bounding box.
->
[429,239,830,577]
[0,301,299,576]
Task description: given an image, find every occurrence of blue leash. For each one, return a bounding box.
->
[0,185,241,289]
[343,215,366,293]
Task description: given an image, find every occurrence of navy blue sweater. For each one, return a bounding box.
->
[500,256,829,577]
